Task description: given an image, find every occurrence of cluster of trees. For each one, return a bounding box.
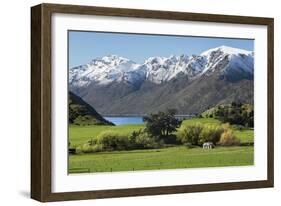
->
[179,123,240,147]
[204,102,254,127]
[72,107,244,154]
[75,122,241,154]
[75,109,182,153]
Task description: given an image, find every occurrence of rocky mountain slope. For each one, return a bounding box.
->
[69,45,254,115]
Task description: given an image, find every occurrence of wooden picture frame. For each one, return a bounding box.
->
[31,3,274,202]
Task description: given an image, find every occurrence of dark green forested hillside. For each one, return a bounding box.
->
[69,91,114,125]
[201,102,254,127]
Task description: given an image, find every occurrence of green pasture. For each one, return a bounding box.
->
[69,124,144,146]
[69,146,254,173]
[69,118,254,146]
[69,118,254,173]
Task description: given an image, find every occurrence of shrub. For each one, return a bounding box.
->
[221,123,231,131]
[84,129,166,153]
[76,143,103,153]
[219,130,241,146]
[96,131,131,151]
[179,124,203,146]
[135,131,162,149]
[128,129,142,148]
[199,125,224,145]
[88,138,98,145]
[129,129,163,149]
[161,134,180,144]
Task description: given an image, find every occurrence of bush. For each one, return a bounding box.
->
[219,130,241,146]
[96,131,131,151]
[221,123,231,131]
[135,131,162,149]
[88,138,98,145]
[179,124,203,146]
[83,129,166,153]
[199,125,224,145]
[76,143,103,153]
[161,134,180,144]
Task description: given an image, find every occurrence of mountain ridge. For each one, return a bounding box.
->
[69,45,254,115]
[70,45,253,87]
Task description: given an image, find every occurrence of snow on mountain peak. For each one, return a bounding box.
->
[69,46,253,88]
[201,45,252,57]
[100,54,129,63]
[199,46,253,75]
[70,54,140,87]
[90,54,134,67]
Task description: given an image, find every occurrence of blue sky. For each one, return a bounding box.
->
[68,31,254,68]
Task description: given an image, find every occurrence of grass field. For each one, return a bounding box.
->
[69,124,144,146]
[69,118,253,146]
[69,146,254,173]
[69,118,254,173]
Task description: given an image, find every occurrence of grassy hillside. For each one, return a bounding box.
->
[69,91,113,125]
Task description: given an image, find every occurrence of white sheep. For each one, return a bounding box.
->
[203,142,215,149]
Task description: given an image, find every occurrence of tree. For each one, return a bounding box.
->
[143,109,182,140]
[214,103,254,127]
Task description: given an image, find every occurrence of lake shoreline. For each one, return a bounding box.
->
[101,114,197,117]
[103,115,196,125]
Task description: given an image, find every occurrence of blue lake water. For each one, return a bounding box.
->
[104,115,194,125]
[104,116,144,125]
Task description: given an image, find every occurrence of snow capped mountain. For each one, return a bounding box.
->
[69,46,254,115]
[69,46,254,88]
[200,45,254,76]
[201,45,252,56]
[143,55,182,84]
[70,55,140,87]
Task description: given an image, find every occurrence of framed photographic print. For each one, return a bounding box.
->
[31,3,274,202]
